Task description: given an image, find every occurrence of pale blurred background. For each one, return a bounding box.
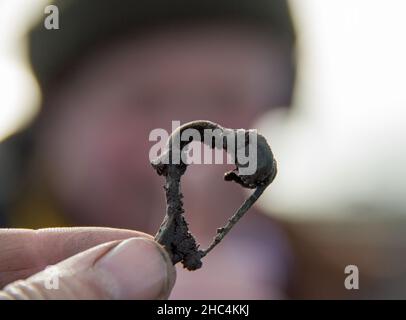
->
[1,0,406,299]
[258,0,406,220]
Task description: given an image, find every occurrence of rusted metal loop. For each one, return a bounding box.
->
[151,120,277,270]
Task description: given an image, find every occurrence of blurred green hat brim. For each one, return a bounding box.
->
[28,0,295,91]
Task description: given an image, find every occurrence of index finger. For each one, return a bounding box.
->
[0,227,151,287]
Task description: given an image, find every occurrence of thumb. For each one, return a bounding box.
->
[0,237,176,299]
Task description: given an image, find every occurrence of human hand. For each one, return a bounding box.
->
[0,227,176,299]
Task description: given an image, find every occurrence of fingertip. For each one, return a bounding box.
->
[95,237,176,299]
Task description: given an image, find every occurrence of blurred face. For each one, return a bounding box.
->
[37,25,290,229]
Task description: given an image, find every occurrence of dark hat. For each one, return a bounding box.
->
[28,0,295,91]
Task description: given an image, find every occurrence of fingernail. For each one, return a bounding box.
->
[95,237,176,299]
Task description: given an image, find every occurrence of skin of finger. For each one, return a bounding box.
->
[0,238,176,299]
[0,227,152,287]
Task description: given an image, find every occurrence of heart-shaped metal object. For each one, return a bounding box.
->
[151,120,277,270]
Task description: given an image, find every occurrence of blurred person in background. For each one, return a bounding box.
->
[0,0,296,298]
